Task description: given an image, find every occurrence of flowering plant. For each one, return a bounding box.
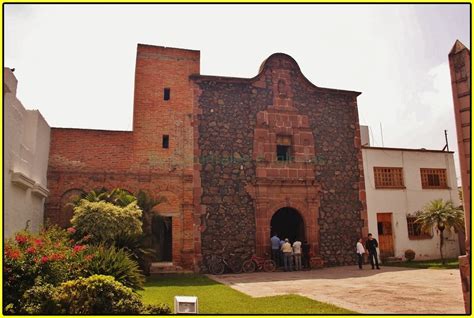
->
[4,226,95,313]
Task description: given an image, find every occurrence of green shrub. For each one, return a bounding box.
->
[140,303,171,314]
[404,249,416,261]
[55,275,143,314]
[21,283,59,314]
[84,245,145,290]
[114,234,155,276]
[20,276,170,315]
[71,200,143,244]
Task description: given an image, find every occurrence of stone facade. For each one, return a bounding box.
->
[46,44,367,270]
[193,54,366,267]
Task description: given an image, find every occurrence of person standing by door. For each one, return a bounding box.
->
[365,233,381,269]
[279,238,285,267]
[281,238,293,272]
[292,239,302,271]
[270,233,281,266]
[302,240,310,269]
[356,238,365,269]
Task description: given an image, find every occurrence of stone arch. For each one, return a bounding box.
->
[267,201,310,240]
[254,196,319,258]
[270,207,305,243]
[59,188,85,227]
[267,201,309,220]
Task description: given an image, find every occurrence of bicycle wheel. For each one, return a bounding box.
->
[229,259,243,274]
[210,261,225,275]
[263,260,276,272]
[242,260,256,273]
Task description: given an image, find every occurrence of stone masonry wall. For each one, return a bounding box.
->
[194,54,365,266]
[294,88,364,265]
[196,81,271,266]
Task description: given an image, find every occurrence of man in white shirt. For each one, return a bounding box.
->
[281,238,293,272]
[292,240,302,271]
[356,238,365,269]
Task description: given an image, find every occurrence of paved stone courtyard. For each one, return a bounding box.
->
[209,265,465,314]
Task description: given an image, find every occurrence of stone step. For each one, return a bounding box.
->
[383,256,403,263]
[310,257,325,269]
[149,262,193,274]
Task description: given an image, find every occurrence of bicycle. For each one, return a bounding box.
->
[207,254,243,275]
[242,254,276,273]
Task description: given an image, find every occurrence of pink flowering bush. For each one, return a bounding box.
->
[4,226,95,313]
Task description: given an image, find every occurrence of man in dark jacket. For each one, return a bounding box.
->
[302,240,310,269]
[365,233,381,269]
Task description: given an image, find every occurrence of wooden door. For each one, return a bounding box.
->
[376,213,394,257]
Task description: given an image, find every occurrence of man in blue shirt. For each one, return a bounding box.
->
[270,233,281,266]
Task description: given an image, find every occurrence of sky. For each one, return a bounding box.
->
[4,4,470,182]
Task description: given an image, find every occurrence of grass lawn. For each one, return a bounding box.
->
[384,258,459,269]
[140,274,356,314]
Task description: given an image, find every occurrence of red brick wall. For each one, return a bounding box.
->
[46,44,202,270]
[132,44,199,170]
[49,128,133,172]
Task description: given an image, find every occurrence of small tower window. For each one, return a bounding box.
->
[162,135,169,149]
[277,145,291,162]
[276,135,292,162]
[164,88,171,101]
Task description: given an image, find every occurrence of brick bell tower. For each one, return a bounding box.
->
[46,44,204,272]
[131,44,202,270]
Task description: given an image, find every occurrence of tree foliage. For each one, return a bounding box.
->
[71,200,143,245]
[74,187,137,207]
[415,199,464,264]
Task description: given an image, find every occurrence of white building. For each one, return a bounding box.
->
[361,126,461,261]
[4,68,51,238]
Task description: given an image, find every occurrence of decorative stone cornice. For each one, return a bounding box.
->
[11,171,49,198]
[32,183,50,198]
[11,171,35,190]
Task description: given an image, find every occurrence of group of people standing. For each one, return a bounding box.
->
[270,233,381,271]
[356,233,381,270]
[271,234,310,272]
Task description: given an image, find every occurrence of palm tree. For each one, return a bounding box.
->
[135,191,167,249]
[72,188,137,207]
[108,188,137,207]
[415,199,464,264]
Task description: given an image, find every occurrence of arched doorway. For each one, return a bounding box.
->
[270,207,305,243]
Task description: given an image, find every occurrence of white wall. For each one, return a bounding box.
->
[363,147,461,261]
[4,68,51,238]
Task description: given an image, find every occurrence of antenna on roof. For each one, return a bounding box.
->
[442,129,449,151]
[379,122,384,147]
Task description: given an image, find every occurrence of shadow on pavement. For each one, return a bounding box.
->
[208,265,418,284]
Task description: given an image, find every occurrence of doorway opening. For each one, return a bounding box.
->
[377,212,394,258]
[151,215,172,262]
[270,207,305,243]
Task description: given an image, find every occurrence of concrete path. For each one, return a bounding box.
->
[209,265,465,314]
